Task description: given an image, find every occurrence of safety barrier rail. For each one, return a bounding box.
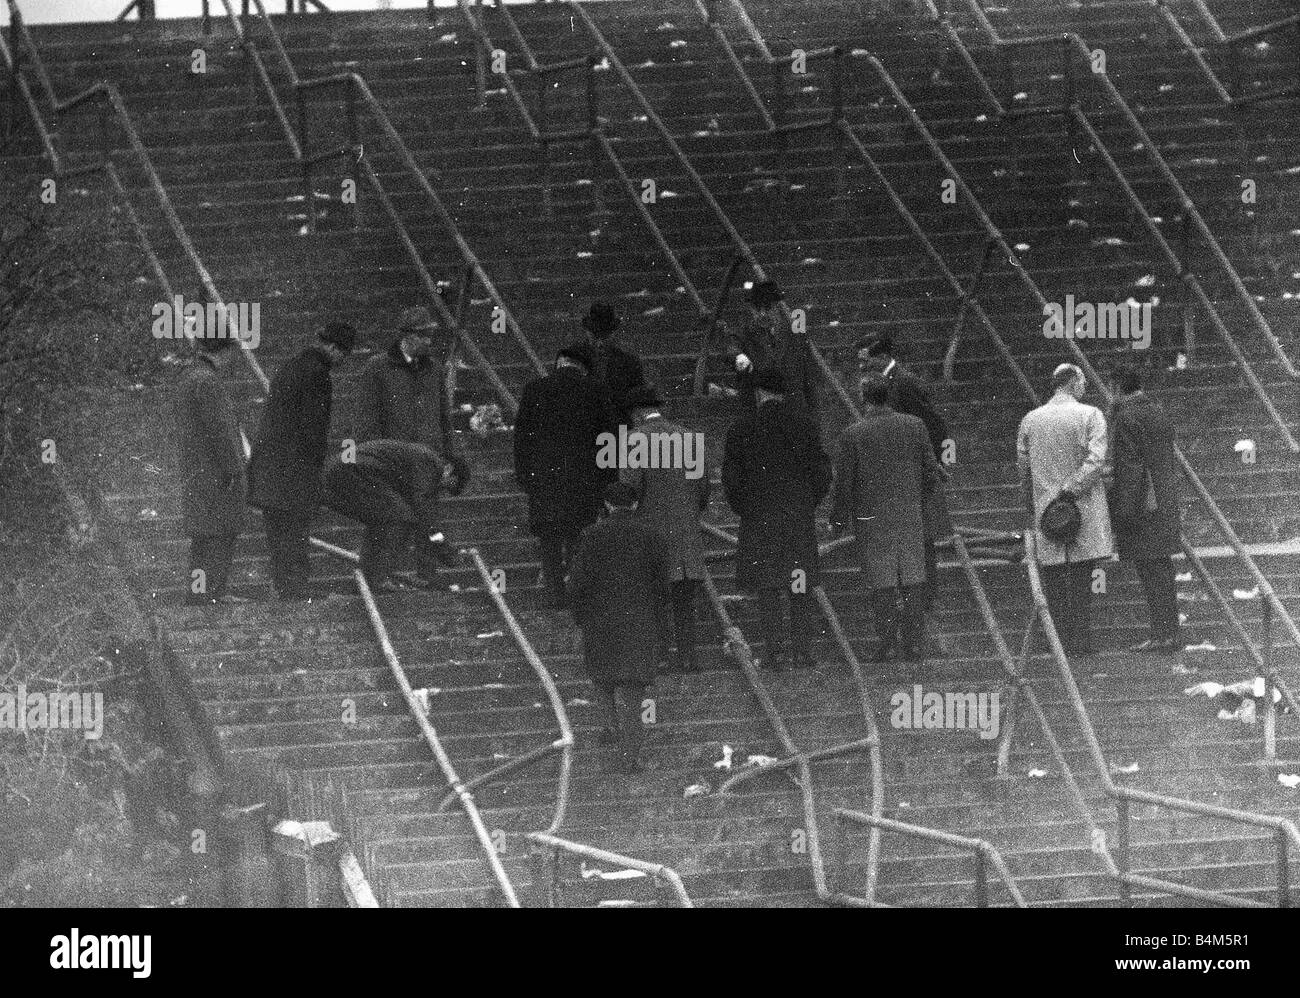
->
[1177,0,1300,106]
[834,808,1028,907]
[951,0,1298,376]
[526,832,693,907]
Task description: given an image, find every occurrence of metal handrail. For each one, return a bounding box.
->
[222,0,545,402]
[445,548,575,835]
[1022,532,1299,907]
[354,567,522,907]
[526,832,693,908]
[954,0,1299,376]
[834,808,1028,907]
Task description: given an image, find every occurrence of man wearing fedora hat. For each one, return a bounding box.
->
[580,299,646,429]
[353,304,470,586]
[514,342,617,607]
[726,279,819,419]
[248,320,357,600]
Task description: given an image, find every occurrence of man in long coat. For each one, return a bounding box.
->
[1017,363,1114,655]
[722,367,832,669]
[567,482,672,775]
[352,305,469,583]
[320,439,444,592]
[1105,362,1182,652]
[831,373,943,663]
[620,386,710,672]
[580,300,646,430]
[175,335,247,605]
[726,280,819,418]
[247,321,356,599]
[513,342,616,607]
[857,334,954,649]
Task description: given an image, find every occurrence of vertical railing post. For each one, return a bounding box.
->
[973,846,989,907]
[1116,796,1131,904]
[1261,597,1276,762]
[1277,829,1291,908]
[202,0,212,36]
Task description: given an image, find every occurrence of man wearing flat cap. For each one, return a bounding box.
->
[248,320,357,599]
[726,279,819,418]
[513,342,617,607]
[352,304,470,586]
[580,299,646,429]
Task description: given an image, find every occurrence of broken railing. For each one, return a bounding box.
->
[1022,533,1300,907]
[526,832,693,908]
[445,548,575,836]
[953,0,1298,377]
[834,808,1027,907]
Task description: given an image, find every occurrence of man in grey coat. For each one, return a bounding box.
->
[831,374,943,664]
[620,386,710,672]
[175,335,247,605]
[1017,363,1114,655]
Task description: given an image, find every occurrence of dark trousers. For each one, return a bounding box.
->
[870,584,925,658]
[923,539,938,612]
[538,530,582,602]
[263,508,311,599]
[186,533,237,603]
[756,588,814,660]
[671,578,699,668]
[1040,558,1097,654]
[1134,555,1180,641]
[360,521,412,585]
[594,680,648,769]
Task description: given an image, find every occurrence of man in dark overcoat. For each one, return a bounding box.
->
[247,321,356,599]
[722,367,832,669]
[567,482,672,775]
[352,305,469,583]
[580,300,646,430]
[320,439,444,592]
[831,373,943,663]
[726,280,819,417]
[175,335,247,605]
[620,386,710,672]
[513,342,616,607]
[1105,362,1182,652]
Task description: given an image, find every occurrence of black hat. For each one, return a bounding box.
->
[604,481,639,508]
[752,366,786,394]
[556,341,595,373]
[625,385,663,411]
[581,300,621,339]
[320,321,358,353]
[748,280,783,309]
[855,333,895,358]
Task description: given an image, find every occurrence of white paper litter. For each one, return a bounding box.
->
[476,630,504,639]
[745,754,779,768]
[1175,572,1193,582]
[1110,761,1139,775]
[1027,768,1048,778]
[581,863,647,880]
[1232,587,1260,600]
[1233,439,1255,454]
[1278,774,1300,789]
[1184,641,1217,652]
[1218,700,1256,724]
[683,782,710,798]
[713,745,734,771]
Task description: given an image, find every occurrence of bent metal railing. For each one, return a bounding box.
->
[1022,532,1300,907]
[3,0,538,907]
[952,0,1298,377]
[527,832,693,908]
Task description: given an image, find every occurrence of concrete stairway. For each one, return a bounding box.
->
[8,0,1299,906]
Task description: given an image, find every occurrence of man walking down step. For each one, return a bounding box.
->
[579,299,646,430]
[567,482,672,775]
[831,373,943,666]
[1018,363,1114,655]
[175,334,248,606]
[247,321,356,600]
[513,342,616,609]
[856,333,955,657]
[320,439,444,593]
[352,305,470,586]
[1104,361,1182,653]
[723,367,832,669]
[726,280,819,418]
[620,386,710,673]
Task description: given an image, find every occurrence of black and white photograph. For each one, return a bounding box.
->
[0,0,1296,966]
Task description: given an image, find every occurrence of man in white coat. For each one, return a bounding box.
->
[1017,363,1114,655]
